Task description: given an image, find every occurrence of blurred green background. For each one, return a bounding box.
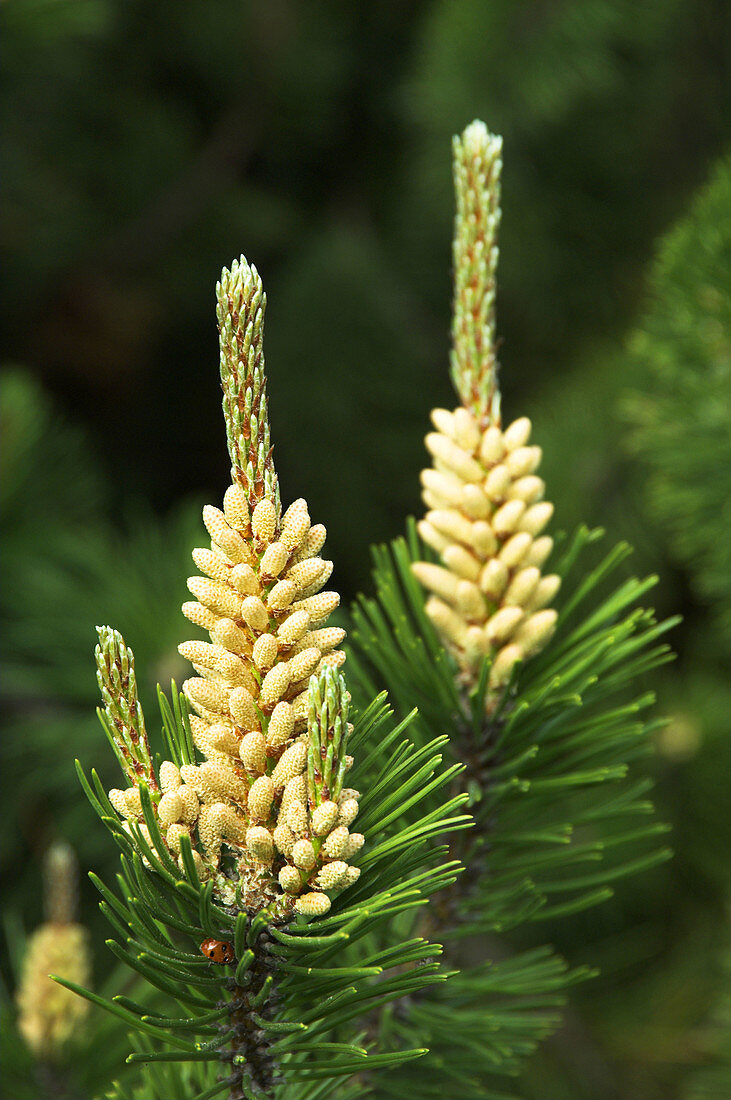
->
[1,2,729,1098]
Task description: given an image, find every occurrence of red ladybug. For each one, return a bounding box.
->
[199,938,235,965]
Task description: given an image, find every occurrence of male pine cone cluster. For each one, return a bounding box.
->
[413,407,560,703]
[104,255,364,918]
[177,485,361,915]
[106,489,363,917]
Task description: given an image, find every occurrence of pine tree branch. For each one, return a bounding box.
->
[347,120,675,1096]
[76,256,466,1098]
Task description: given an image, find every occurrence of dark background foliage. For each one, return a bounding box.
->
[1,2,729,1098]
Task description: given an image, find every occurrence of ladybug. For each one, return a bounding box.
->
[199,938,235,965]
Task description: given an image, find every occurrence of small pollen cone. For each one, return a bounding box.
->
[275,668,363,920]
